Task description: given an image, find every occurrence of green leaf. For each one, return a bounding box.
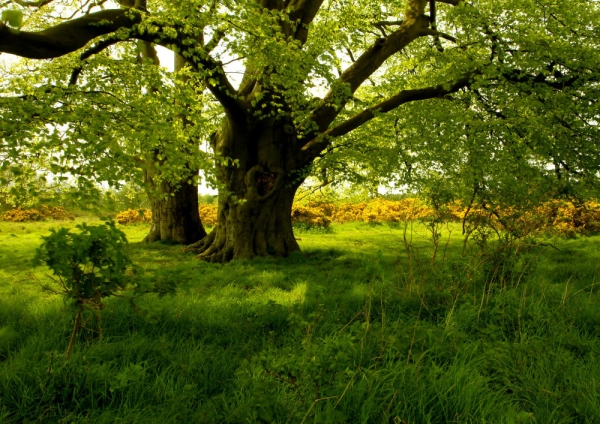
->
[2,9,23,28]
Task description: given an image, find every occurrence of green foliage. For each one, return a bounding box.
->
[34,221,137,358]
[2,0,599,219]
[35,220,133,304]
[31,220,188,358]
[1,9,22,28]
[3,220,600,421]
[101,186,150,213]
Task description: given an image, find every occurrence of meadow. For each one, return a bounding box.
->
[1,217,600,423]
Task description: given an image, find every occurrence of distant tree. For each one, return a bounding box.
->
[1,0,599,261]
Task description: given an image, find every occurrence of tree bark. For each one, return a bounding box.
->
[143,165,207,245]
[189,116,303,261]
[194,180,300,262]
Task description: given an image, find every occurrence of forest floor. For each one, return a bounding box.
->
[1,218,600,423]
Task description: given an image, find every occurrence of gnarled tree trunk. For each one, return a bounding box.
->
[143,165,207,245]
[190,116,304,261]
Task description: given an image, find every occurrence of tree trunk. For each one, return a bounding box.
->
[190,116,304,261]
[141,54,207,245]
[143,169,207,245]
[194,180,300,262]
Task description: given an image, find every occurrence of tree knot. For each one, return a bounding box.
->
[283,124,295,135]
[245,165,284,201]
[256,172,277,196]
[374,38,386,48]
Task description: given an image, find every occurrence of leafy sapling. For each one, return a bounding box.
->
[34,220,136,359]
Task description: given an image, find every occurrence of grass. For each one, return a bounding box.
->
[1,218,600,423]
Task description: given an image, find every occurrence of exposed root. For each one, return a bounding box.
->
[184,228,217,253]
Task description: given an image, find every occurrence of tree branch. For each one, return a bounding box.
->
[288,0,325,45]
[0,6,246,120]
[301,0,430,137]
[373,20,404,27]
[189,58,248,121]
[435,0,463,5]
[4,0,54,7]
[69,37,123,85]
[300,71,476,161]
[502,69,581,90]
[0,9,141,58]
[419,28,457,43]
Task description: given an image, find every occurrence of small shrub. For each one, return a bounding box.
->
[291,205,331,229]
[115,208,152,224]
[34,221,137,359]
[43,206,75,220]
[2,207,45,222]
[198,203,218,226]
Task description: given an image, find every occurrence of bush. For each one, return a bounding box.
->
[538,200,600,237]
[459,200,600,239]
[116,205,219,226]
[332,202,368,223]
[198,203,218,226]
[362,198,433,223]
[34,221,136,359]
[115,208,152,224]
[114,198,600,238]
[2,206,74,222]
[291,205,331,228]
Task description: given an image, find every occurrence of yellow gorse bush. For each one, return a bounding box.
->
[116,205,219,226]
[291,205,332,228]
[2,206,74,222]
[360,198,433,223]
[115,209,152,225]
[112,199,600,237]
[198,204,218,226]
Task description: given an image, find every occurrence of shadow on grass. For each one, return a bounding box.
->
[2,227,600,422]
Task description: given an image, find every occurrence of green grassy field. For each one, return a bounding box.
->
[1,218,600,423]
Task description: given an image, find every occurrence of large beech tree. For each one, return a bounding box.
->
[1,0,599,261]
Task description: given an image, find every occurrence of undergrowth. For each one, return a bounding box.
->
[1,219,599,422]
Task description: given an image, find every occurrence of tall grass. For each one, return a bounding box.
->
[1,219,599,422]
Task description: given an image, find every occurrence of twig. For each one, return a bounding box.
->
[300,396,340,424]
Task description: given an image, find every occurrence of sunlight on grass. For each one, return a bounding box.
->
[2,218,600,422]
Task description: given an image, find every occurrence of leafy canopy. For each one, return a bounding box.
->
[0,0,598,209]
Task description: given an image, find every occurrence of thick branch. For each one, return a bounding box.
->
[188,58,248,122]
[374,20,404,27]
[300,72,475,161]
[288,0,324,45]
[0,9,141,58]
[0,6,245,119]
[4,0,54,7]
[302,0,430,137]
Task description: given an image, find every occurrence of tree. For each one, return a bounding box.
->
[0,15,213,244]
[1,0,599,261]
[136,48,208,244]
